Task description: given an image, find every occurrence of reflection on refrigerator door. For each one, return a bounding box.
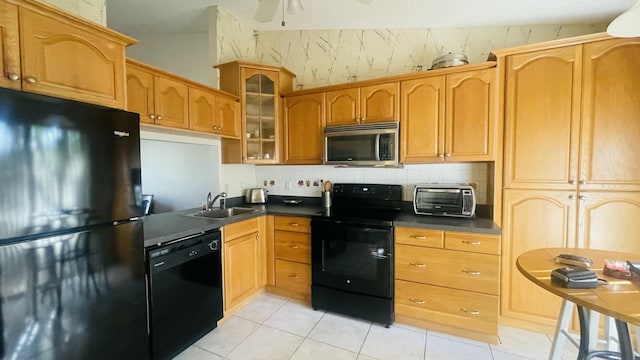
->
[0,221,147,360]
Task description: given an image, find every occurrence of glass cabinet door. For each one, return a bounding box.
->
[244,72,277,162]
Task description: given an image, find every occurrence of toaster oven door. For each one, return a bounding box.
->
[414,187,464,215]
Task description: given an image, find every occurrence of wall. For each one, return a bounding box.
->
[42,0,106,25]
[253,24,607,88]
[140,129,220,213]
[215,7,257,64]
[255,163,489,203]
[211,14,605,202]
[126,33,215,87]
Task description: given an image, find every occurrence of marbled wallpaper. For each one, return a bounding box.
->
[215,7,605,89]
[42,0,106,25]
[216,7,257,64]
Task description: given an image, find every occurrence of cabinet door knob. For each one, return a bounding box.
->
[462,270,481,275]
[24,76,37,84]
[290,223,299,227]
[149,114,156,120]
[569,179,577,185]
[289,244,299,249]
[569,194,576,200]
[409,262,426,268]
[7,73,20,81]
[156,115,162,120]
[289,274,299,279]
[579,195,586,201]
[409,298,425,304]
[444,153,451,158]
[461,308,480,315]
[410,235,427,240]
[438,154,445,161]
[579,180,587,185]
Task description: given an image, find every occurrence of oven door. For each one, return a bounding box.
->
[311,218,393,298]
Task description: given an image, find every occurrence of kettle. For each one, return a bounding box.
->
[245,188,268,204]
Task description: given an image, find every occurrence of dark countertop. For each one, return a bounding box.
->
[143,196,501,247]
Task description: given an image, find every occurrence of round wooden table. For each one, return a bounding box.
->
[517,248,640,360]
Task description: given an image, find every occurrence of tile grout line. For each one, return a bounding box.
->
[355,322,374,358]
[423,329,429,360]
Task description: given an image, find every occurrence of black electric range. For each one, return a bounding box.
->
[310,183,402,327]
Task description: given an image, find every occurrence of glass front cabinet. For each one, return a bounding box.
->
[215,61,295,164]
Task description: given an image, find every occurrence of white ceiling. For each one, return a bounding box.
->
[106,0,633,35]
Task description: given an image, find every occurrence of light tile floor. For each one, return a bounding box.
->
[174,293,580,360]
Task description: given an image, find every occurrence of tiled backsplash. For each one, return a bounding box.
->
[254,163,489,203]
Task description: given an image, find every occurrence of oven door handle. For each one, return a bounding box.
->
[370,249,391,260]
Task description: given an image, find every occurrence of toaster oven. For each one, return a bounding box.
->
[413,184,476,218]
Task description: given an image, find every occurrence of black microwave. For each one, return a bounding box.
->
[324,121,399,167]
[413,184,476,218]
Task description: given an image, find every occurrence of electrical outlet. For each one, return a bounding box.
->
[285,180,292,191]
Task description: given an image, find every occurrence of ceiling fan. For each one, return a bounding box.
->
[255,0,373,26]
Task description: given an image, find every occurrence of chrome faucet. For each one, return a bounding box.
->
[206,192,228,210]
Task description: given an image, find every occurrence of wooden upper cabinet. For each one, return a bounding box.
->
[283,92,326,164]
[153,75,189,129]
[325,87,359,126]
[189,86,216,133]
[325,82,399,126]
[360,82,400,124]
[400,66,495,163]
[126,64,154,124]
[216,94,240,138]
[18,7,128,108]
[400,76,444,163]
[0,1,20,90]
[580,38,640,191]
[445,68,495,161]
[503,46,582,189]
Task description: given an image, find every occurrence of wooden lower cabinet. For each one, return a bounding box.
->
[394,227,500,343]
[272,216,311,301]
[275,259,310,297]
[223,217,262,312]
[395,280,498,342]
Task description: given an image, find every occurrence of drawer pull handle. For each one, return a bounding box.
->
[289,274,299,279]
[461,308,480,315]
[462,240,481,245]
[409,298,425,304]
[289,245,299,249]
[462,270,480,275]
[410,262,426,268]
[410,235,427,240]
[290,223,299,227]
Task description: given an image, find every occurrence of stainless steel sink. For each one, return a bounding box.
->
[186,207,257,219]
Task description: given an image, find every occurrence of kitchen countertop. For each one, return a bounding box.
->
[143,196,501,247]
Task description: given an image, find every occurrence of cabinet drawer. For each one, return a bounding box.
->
[395,279,498,336]
[274,216,311,233]
[395,245,499,295]
[224,217,260,242]
[395,227,443,248]
[445,232,500,255]
[275,230,310,264]
[275,259,311,296]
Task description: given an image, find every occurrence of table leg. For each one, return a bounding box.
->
[577,305,590,360]
[615,319,635,360]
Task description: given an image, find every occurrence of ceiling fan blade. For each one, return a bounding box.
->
[255,0,280,22]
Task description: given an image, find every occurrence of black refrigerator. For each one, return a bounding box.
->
[0,88,149,359]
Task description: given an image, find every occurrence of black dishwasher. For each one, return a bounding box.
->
[147,229,223,360]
